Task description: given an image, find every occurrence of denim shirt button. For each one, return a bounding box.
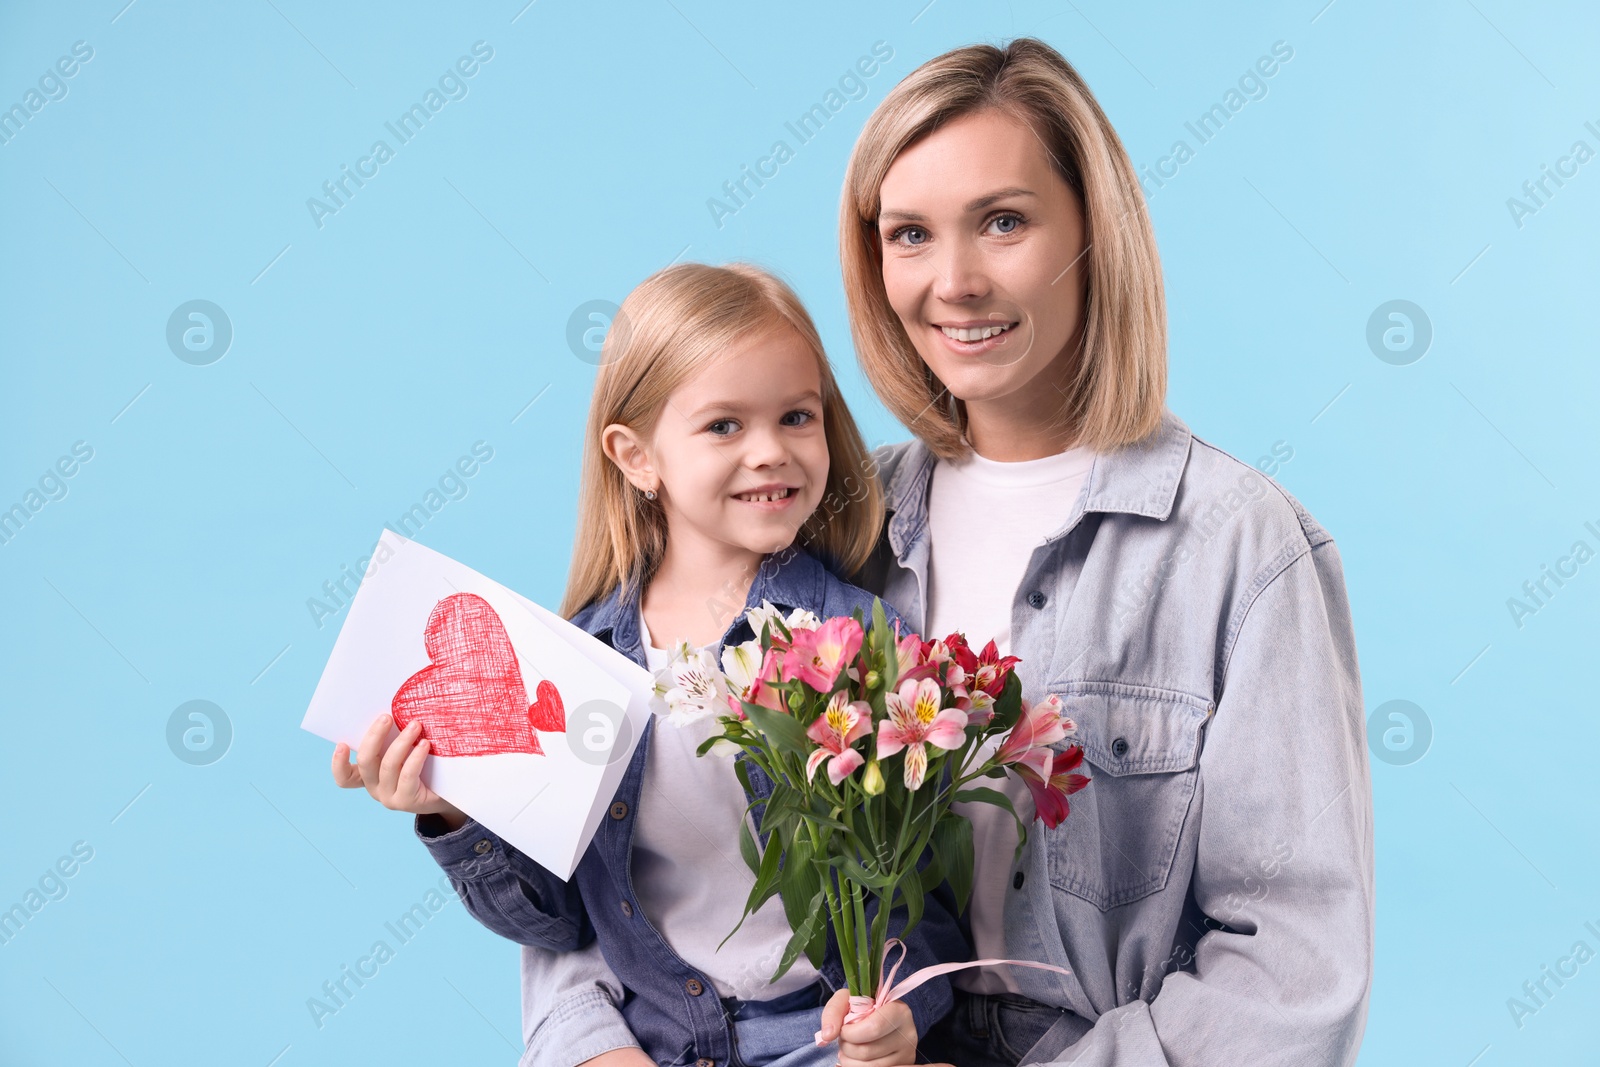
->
[1027,591,1047,608]
[685,977,705,996]
[1111,737,1130,758]
[620,899,633,917]
[695,1060,714,1067]
[472,839,492,855]
[609,801,629,820]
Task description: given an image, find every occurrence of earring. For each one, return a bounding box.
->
[644,487,657,500]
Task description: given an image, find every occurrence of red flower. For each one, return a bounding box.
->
[1014,745,1091,830]
[971,640,1020,698]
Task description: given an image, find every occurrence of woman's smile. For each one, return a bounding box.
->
[933,319,1021,355]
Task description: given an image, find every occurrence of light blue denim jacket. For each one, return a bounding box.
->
[871,409,1375,1065]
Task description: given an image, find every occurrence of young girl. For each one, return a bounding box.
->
[331,262,963,1067]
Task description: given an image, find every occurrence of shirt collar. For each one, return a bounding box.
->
[579,545,831,655]
[885,408,1193,555]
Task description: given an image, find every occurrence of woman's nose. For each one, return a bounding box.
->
[931,237,990,304]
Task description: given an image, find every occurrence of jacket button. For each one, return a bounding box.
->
[610,801,628,820]
[472,839,492,855]
[685,977,705,996]
[1027,591,1047,609]
[696,1060,714,1067]
[620,900,633,917]
[1111,737,1129,758]
[1013,871,1025,889]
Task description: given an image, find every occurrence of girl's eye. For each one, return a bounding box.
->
[706,418,739,436]
[987,212,1024,235]
[780,409,816,428]
[885,224,929,247]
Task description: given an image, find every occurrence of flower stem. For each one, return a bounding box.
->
[852,881,872,995]
[811,822,857,994]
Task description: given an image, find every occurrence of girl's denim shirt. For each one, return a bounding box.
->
[415,545,963,1066]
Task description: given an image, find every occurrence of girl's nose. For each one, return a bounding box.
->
[741,425,790,469]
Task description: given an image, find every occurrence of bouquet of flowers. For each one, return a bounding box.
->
[651,599,1089,1002]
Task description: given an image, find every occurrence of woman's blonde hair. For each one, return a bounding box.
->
[840,37,1166,460]
[560,262,885,618]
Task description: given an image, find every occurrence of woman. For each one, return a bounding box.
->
[814,38,1374,1066]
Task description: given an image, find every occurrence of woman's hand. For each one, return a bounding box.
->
[818,988,919,1067]
[331,713,467,829]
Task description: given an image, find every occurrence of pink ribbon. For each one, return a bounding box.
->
[815,938,1074,1043]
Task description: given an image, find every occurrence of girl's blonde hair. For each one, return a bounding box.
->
[840,37,1167,460]
[560,262,885,618]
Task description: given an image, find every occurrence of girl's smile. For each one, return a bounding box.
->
[733,483,801,508]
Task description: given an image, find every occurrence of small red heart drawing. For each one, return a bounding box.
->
[391,592,566,758]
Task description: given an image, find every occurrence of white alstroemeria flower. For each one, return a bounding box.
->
[744,600,785,639]
[721,638,764,699]
[744,600,821,639]
[659,643,730,727]
[784,607,821,632]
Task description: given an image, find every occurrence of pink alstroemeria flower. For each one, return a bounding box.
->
[804,692,871,786]
[877,676,967,789]
[995,694,1075,766]
[782,616,863,691]
[735,647,788,717]
[1015,745,1091,829]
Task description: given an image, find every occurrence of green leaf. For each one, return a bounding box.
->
[738,820,761,877]
[756,784,800,842]
[747,821,783,908]
[873,598,898,691]
[829,853,899,892]
[932,814,975,914]
[772,889,828,982]
[802,795,853,835]
[719,831,776,952]
[990,671,1024,732]
[743,700,811,756]
[918,847,945,895]
[804,901,830,967]
[778,831,821,934]
[952,786,1011,808]
[897,865,925,943]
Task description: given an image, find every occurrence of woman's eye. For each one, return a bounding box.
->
[780,409,816,427]
[707,419,739,436]
[886,224,928,247]
[988,212,1024,235]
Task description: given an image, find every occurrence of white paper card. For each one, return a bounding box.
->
[302,530,649,880]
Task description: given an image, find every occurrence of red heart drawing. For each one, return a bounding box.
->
[391,592,566,757]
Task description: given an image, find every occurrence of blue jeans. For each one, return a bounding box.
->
[724,981,835,1067]
[920,988,1089,1067]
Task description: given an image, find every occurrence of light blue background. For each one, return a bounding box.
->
[2,1,1596,1064]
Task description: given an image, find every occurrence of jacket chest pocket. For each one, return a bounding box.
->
[1044,682,1210,912]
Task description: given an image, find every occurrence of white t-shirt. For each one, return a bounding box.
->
[925,442,1094,995]
[631,610,822,1001]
